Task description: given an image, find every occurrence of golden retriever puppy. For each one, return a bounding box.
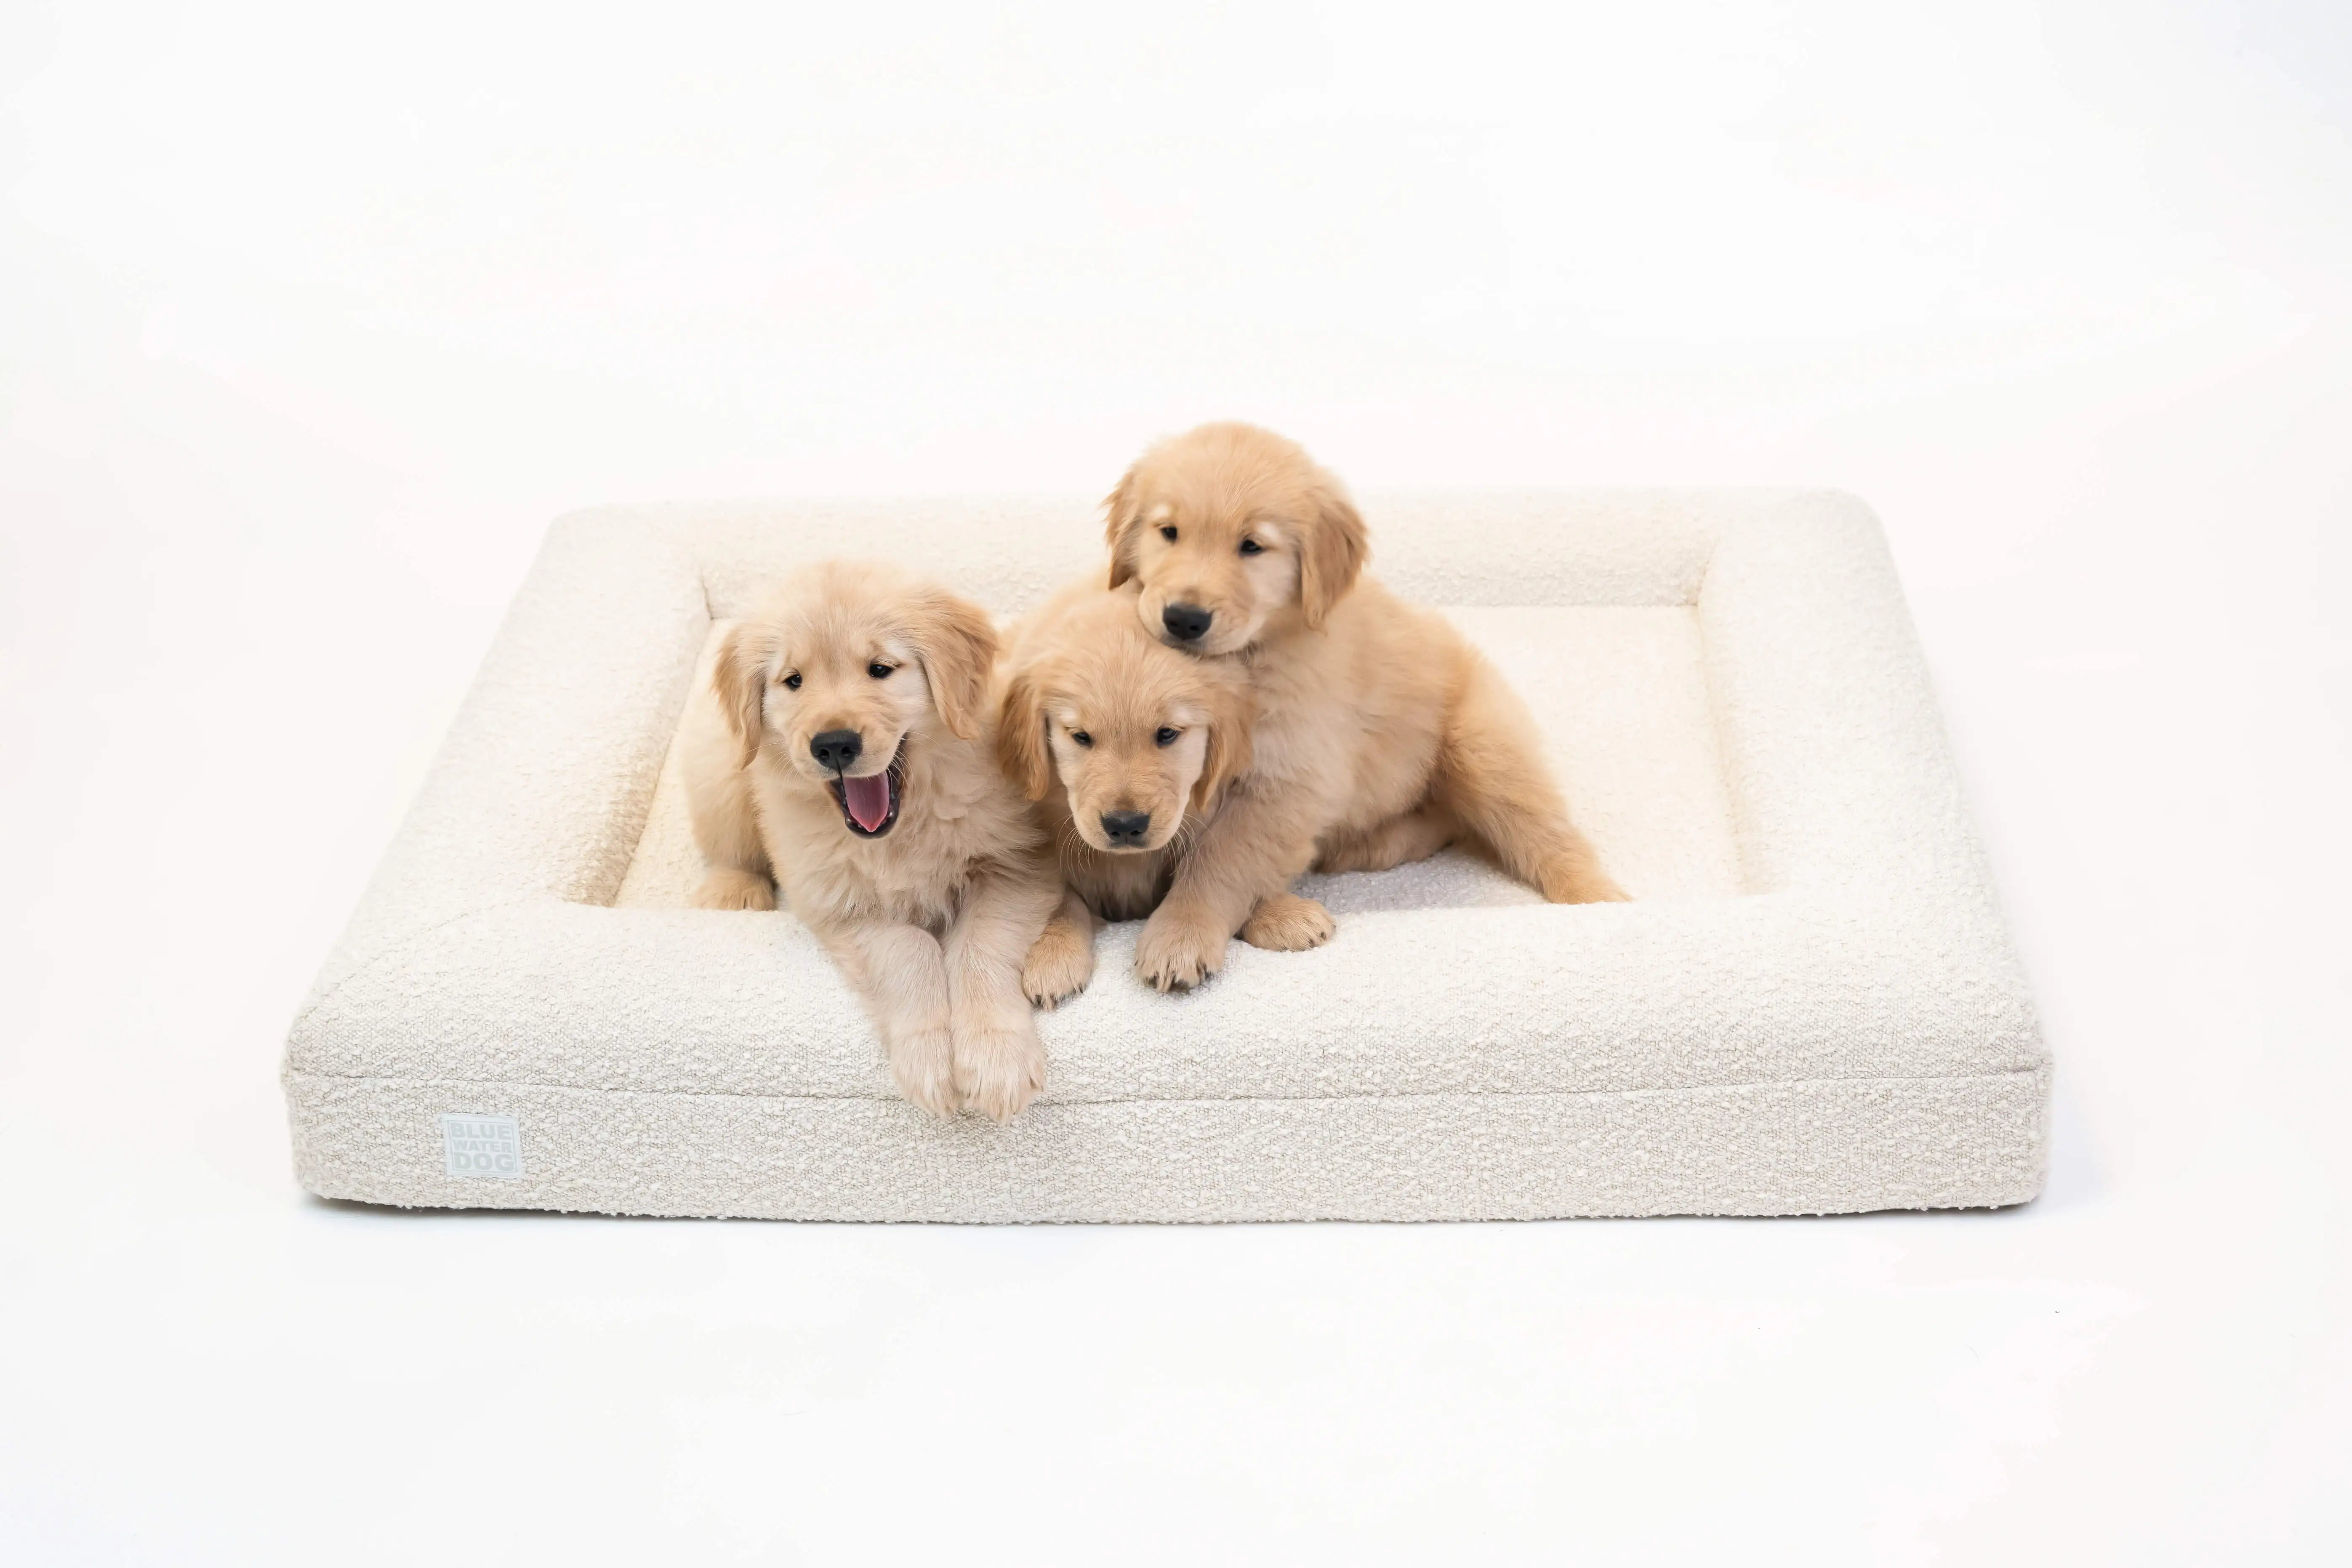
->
[1103,421,1627,990]
[680,561,1060,1121]
[995,582,1331,1006]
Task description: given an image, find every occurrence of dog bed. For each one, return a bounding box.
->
[282,490,2048,1221]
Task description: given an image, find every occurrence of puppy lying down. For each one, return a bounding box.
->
[674,430,1627,1116]
[1103,421,1627,992]
[997,580,1337,1010]
[680,561,1060,1121]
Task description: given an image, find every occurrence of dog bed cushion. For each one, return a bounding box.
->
[282,490,2048,1221]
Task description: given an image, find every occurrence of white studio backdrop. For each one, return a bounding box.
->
[3,2,2349,1564]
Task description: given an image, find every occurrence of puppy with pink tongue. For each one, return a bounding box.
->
[680,561,1060,1122]
[838,767,896,835]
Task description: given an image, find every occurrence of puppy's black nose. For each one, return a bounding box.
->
[809,729,863,772]
[1162,602,1213,643]
[1100,809,1152,845]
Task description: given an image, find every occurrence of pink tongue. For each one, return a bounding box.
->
[842,769,892,832]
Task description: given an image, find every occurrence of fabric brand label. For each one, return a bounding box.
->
[441,1113,525,1179]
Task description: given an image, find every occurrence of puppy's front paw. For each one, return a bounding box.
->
[1239,892,1336,951]
[694,867,776,911]
[953,1011,1045,1123]
[1022,920,1095,1010]
[887,1025,960,1120]
[1134,902,1230,993]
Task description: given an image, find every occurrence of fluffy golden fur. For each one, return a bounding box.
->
[681,560,1059,1120]
[1104,421,1627,990]
[996,581,1335,1006]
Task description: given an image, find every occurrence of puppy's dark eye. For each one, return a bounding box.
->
[1155,726,1180,747]
[868,662,894,679]
[782,672,802,690]
[1159,525,1178,542]
[1238,538,1264,556]
[1070,730,1093,748]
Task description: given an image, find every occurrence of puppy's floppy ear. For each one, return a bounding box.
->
[908,588,999,742]
[1103,464,1142,590]
[995,666,1055,801]
[713,622,775,769]
[1297,476,1369,630]
[1191,675,1256,815]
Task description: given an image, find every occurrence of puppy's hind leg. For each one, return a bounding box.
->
[683,677,777,909]
[1313,803,1459,876]
[695,866,777,910]
[1433,658,1627,905]
[1239,891,1336,951]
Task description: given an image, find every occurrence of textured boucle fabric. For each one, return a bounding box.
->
[282,489,2048,1221]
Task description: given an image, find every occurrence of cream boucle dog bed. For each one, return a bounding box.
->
[282,490,2048,1221]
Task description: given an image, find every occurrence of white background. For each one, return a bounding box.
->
[3,1,2348,1562]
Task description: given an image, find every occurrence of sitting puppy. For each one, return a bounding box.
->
[680,561,1059,1121]
[997,582,1333,1007]
[1103,421,1628,991]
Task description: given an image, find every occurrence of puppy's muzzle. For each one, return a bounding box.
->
[809,729,863,772]
[1099,809,1153,847]
[1161,603,1212,643]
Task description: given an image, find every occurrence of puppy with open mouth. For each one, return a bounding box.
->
[996,581,1327,1007]
[680,560,1060,1121]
